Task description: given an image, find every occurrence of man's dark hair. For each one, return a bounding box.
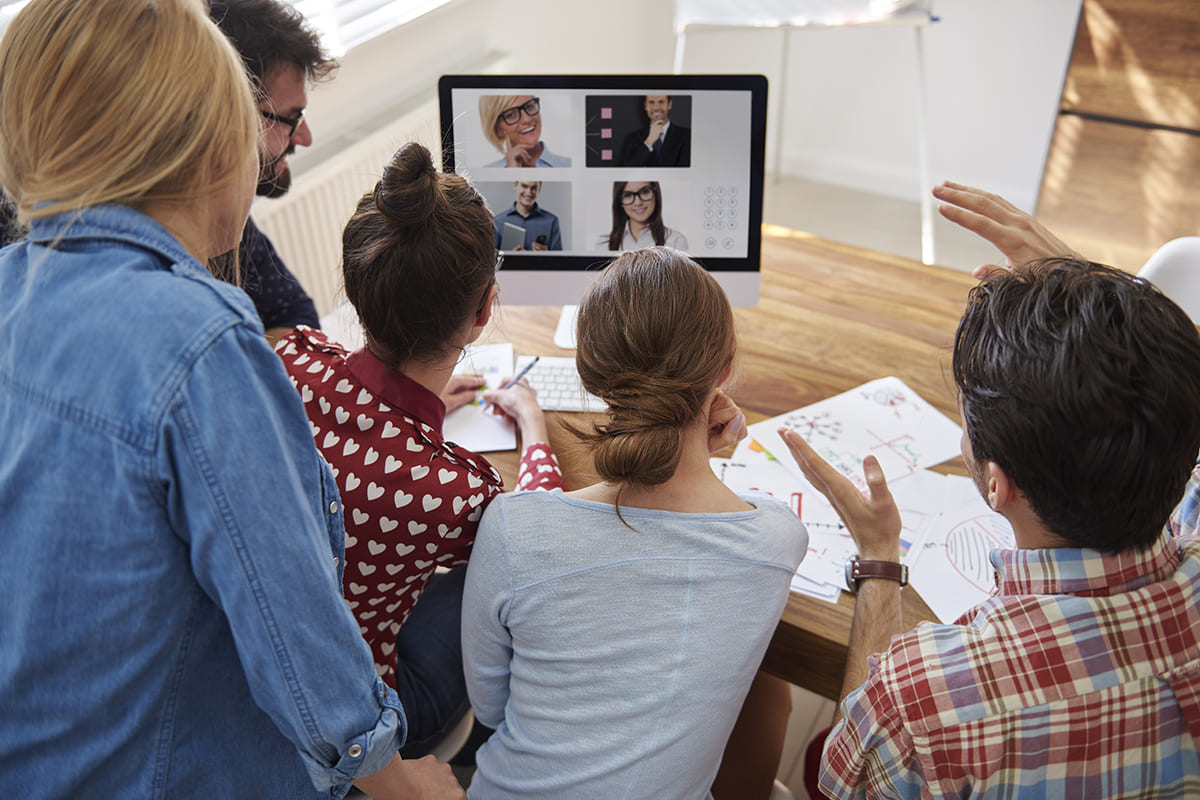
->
[208,0,335,91]
[953,257,1200,552]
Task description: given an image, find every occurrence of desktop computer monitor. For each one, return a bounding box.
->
[438,75,768,313]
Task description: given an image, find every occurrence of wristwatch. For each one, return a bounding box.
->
[844,556,908,593]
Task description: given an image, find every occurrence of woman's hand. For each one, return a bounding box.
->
[440,373,484,414]
[707,390,747,455]
[503,142,537,168]
[779,429,902,561]
[482,378,550,444]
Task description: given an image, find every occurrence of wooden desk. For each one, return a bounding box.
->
[475,227,979,701]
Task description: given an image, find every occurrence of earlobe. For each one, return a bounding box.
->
[984,461,1014,511]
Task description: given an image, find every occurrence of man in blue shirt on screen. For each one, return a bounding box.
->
[493,181,563,251]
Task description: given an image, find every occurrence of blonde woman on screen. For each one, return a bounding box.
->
[478,94,571,168]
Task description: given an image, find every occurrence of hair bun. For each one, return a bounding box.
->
[373,142,439,229]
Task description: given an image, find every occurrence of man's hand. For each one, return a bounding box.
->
[643,119,666,148]
[933,180,1080,279]
[707,390,747,455]
[779,429,901,561]
[531,240,548,252]
[781,429,905,716]
[353,754,466,800]
[441,373,483,414]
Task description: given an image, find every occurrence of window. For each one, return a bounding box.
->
[286,0,452,56]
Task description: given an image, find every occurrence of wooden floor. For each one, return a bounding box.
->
[1037,0,1200,272]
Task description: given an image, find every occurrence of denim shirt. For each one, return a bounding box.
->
[0,206,404,798]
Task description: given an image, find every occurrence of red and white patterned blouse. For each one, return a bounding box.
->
[276,327,563,683]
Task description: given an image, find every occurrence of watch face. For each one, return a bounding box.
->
[844,556,858,593]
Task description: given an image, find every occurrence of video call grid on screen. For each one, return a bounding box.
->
[438,75,767,273]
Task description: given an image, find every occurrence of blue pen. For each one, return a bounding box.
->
[482,356,540,414]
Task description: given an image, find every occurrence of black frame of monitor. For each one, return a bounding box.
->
[437,74,768,283]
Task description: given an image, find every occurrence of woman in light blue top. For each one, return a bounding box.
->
[462,247,808,799]
[0,1,460,797]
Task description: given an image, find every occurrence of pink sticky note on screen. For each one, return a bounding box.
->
[601,149,613,161]
[601,128,612,139]
[601,107,612,119]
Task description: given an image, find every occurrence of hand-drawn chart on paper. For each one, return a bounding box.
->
[748,376,962,492]
[909,475,1016,623]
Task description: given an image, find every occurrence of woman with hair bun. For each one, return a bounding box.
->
[462,247,808,799]
[275,141,563,759]
[0,1,459,797]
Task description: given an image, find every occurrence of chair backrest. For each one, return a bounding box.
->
[1137,236,1200,325]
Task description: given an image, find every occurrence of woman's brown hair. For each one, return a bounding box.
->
[342,142,497,369]
[574,247,736,487]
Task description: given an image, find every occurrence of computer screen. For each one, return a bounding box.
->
[438,74,768,308]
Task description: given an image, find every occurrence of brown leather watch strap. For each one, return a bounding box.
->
[845,556,909,593]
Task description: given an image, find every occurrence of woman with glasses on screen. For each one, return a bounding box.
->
[478,95,572,168]
[0,1,460,797]
[274,141,563,760]
[603,180,689,251]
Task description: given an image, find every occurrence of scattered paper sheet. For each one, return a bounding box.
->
[909,474,1015,623]
[748,376,963,492]
[443,343,516,453]
[716,378,969,603]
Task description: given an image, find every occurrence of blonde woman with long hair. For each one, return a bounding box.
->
[0,1,460,797]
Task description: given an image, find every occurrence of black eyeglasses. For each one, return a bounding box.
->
[496,98,540,127]
[260,108,304,137]
[620,186,655,205]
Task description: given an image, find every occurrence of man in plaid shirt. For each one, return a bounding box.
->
[782,186,1200,799]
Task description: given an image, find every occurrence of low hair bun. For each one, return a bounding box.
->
[373,142,439,229]
[570,248,738,489]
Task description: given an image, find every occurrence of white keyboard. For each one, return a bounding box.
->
[516,355,606,413]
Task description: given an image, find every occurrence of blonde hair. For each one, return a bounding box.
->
[477,95,524,154]
[574,247,737,487]
[0,0,257,232]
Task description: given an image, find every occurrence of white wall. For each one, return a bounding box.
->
[297,0,1082,214]
[675,0,1083,211]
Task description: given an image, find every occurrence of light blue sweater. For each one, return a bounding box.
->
[462,488,807,799]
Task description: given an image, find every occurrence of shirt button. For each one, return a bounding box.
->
[333,556,339,566]
[348,744,362,758]
[329,501,338,514]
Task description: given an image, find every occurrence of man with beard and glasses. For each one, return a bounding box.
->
[210,0,335,345]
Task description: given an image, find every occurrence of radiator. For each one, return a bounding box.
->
[251,99,442,318]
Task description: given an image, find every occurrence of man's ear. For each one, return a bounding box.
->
[982,460,1017,512]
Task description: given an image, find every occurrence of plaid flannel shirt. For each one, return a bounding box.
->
[821,460,1200,799]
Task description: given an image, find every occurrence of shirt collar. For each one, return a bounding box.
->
[990,532,1181,597]
[344,347,447,430]
[509,202,541,219]
[27,204,205,279]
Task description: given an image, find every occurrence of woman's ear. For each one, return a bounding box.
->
[717,352,736,387]
[468,282,500,341]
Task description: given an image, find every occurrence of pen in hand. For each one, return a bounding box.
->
[481,356,540,414]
